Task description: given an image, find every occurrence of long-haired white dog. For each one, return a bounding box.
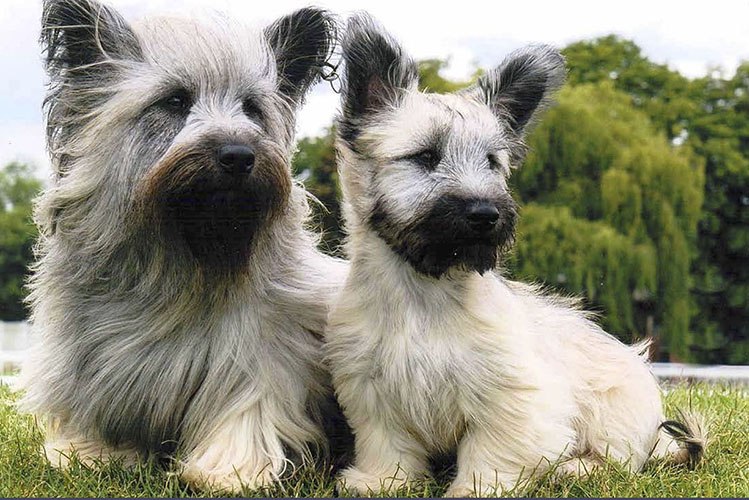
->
[326,14,706,497]
[20,0,347,492]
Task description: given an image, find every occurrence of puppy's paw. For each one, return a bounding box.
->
[336,465,415,496]
[554,457,600,479]
[445,479,513,498]
[444,483,475,498]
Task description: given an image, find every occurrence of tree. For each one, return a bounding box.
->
[510,82,704,360]
[0,162,42,320]
[564,35,749,363]
[563,35,697,140]
[687,64,749,363]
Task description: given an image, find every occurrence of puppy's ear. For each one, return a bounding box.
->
[41,0,142,81]
[265,8,336,104]
[471,45,565,136]
[340,13,418,121]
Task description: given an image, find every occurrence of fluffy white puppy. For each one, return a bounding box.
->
[326,13,706,497]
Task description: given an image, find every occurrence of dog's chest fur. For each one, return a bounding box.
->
[370,312,475,451]
[328,245,528,454]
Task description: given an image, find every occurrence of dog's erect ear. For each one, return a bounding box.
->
[265,8,336,104]
[471,45,566,136]
[340,13,419,120]
[41,0,142,81]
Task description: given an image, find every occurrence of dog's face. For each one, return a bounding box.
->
[337,15,565,278]
[41,0,334,270]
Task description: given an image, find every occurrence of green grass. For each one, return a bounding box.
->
[1,382,747,497]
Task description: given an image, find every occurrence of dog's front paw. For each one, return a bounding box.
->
[554,457,599,479]
[336,465,416,496]
[44,435,140,469]
[179,458,280,494]
[444,482,474,498]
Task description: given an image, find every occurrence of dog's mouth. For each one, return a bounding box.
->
[370,194,517,278]
[137,138,292,271]
[163,176,283,270]
[404,237,505,278]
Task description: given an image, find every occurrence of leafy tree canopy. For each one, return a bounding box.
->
[0,163,41,321]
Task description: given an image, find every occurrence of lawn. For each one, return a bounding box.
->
[1,381,747,497]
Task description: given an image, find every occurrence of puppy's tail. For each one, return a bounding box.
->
[656,409,708,468]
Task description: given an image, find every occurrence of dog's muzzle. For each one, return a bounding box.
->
[370,194,518,278]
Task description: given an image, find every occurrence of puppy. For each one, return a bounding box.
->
[326,13,706,497]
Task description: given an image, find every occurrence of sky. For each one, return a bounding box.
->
[1,0,748,179]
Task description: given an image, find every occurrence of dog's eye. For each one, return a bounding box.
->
[158,89,192,114]
[242,99,263,122]
[406,149,441,170]
[487,153,501,171]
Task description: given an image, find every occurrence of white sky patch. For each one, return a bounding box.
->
[2,0,748,178]
[296,86,340,138]
[0,121,49,179]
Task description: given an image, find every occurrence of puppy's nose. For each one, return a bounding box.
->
[218,144,255,175]
[466,202,500,232]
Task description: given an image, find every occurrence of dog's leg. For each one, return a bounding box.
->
[445,414,573,498]
[337,419,429,496]
[445,428,526,498]
[179,403,299,494]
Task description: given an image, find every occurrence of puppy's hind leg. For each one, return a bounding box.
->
[554,455,602,479]
[445,408,574,497]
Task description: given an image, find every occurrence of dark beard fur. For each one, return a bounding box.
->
[369,194,517,278]
[136,137,292,274]
[162,175,282,272]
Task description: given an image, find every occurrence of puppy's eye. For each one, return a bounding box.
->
[242,99,263,121]
[158,89,192,114]
[406,149,441,171]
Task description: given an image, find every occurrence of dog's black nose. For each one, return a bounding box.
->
[466,202,500,232]
[218,144,255,175]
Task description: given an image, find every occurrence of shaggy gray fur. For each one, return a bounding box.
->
[21,0,347,490]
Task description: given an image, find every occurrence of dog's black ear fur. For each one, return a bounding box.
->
[338,13,418,144]
[472,45,566,136]
[41,0,143,184]
[41,0,142,81]
[265,8,337,104]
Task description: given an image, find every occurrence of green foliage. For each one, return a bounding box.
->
[511,204,657,338]
[2,382,747,497]
[0,163,41,321]
[563,35,749,363]
[563,35,698,139]
[417,59,478,93]
[512,82,704,360]
[687,65,749,363]
[292,128,344,256]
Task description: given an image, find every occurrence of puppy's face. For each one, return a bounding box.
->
[41,0,334,270]
[338,15,565,278]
